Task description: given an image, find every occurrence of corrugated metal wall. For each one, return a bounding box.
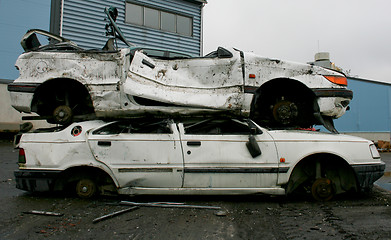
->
[60,0,203,55]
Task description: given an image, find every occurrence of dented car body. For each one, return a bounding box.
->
[8,7,352,132]
[14,118,385,200]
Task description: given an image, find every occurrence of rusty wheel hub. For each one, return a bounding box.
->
[76,178,97,199]
[272,100,298,125]
[53,105,73,125]
[311,178,334,201]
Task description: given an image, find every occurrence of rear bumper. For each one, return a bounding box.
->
[351,163,386,191]
[8,82,40,93]
[7,82,40,112]
[14,170,62,192]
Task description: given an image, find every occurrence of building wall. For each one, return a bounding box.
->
[0,80,53,132]
[56,0,204,56]
[0,0,51,81]
[334,77,391,141]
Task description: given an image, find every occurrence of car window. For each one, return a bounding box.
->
[130,48,192,60]
[183,119,252,135]
[93,120,172,135]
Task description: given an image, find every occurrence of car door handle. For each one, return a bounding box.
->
[187,141,201,147]
[98,141,111,147]
[142,59,155,69]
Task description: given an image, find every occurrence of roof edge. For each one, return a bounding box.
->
[183,0,207,5]
[348,76,391,86]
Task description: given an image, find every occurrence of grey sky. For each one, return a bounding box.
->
[203,0,391,82]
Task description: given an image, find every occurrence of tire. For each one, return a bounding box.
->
[75,178,97,199]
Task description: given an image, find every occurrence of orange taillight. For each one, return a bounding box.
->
[323,75,348,86]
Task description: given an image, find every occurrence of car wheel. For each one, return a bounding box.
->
[311,178,335,201]
[53,105,73,125]
[75,178,97,199]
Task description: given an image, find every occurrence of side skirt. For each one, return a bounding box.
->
[118,187,286,196]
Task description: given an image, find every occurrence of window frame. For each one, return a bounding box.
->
[125,1,193,37]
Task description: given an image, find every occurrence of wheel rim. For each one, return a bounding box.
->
[76,179,97,199]
[272,100,298,125]
[53,105,73,125]
[311,178,334,201]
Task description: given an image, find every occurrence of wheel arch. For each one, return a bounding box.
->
[31,78,94,115]
[285,152,358,196]
[54,165,118,195]
[250,78,318,127]
[251,78,316,111]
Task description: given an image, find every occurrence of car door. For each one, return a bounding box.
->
[178,119,280,189]
[88,119,183,188]
[124,47,246,110]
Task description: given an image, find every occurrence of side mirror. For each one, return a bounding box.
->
[250,127,262,135]
[246,135,262,158]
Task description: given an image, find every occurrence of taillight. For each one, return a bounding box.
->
[323,75,348,86]
[18,148,26,164]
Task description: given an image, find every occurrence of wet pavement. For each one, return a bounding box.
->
[375,152,391,191]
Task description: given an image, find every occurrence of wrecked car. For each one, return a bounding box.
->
[14,118,384,201]
[8,7,352,132]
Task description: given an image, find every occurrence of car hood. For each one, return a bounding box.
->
[266,129,371,144]
[242,49,345,83]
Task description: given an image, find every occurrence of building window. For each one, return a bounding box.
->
[125,2,193,36]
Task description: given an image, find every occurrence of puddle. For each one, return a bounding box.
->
[375,182,391,191]
[375,172,391,191]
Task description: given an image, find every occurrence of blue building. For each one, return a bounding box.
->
[50,0,206,56]
[334,77,391,141]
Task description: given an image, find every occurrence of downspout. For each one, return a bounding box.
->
[60,0,64,36]
[388,85,391,142]
[200,3,205,56]
[49,0,62,35]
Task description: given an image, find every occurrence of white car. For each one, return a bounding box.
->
[14,118,384,201]
[8,7,352,133]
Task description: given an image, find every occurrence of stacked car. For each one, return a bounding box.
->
[9,7,384,200]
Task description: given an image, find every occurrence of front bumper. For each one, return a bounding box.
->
[14,170,62,192]
[312,88,353,119]
[351,163,386,191]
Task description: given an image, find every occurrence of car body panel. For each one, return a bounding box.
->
[88,121,184,188]
[125,49,248,112]
[177,122,280,188]
[267,130,380,184]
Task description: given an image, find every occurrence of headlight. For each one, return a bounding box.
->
[369,144,380,159]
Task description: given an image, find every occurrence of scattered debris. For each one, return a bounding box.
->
[149,202,185,205]
[120,201,221,210]
[23,210,63,216]
[377,140,391,152]
[214,210,228,216]
[93,206,139,224]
